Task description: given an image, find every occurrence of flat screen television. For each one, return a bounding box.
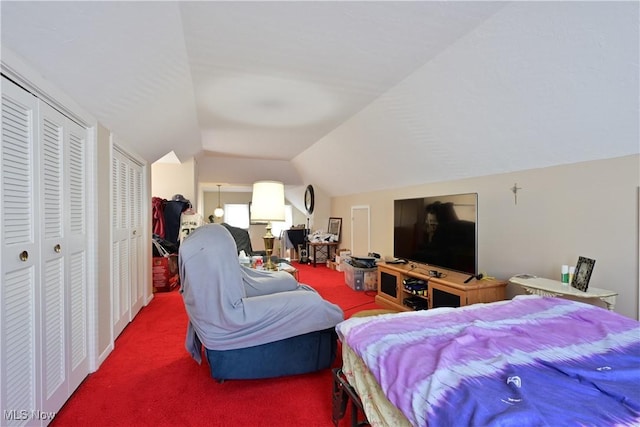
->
[393,193,478,275]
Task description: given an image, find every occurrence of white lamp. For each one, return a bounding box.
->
[251,181,285,271]
[214,184,224,218]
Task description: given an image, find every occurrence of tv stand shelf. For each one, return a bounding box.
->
[376,263,507,311]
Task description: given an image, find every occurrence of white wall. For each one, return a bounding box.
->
[333,155,640,320]
[151,158,197,204]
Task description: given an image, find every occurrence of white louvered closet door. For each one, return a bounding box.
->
[39,99,89,421]
[64,119,89,398]
[39,101,68,415]
[38,96,89,419]
[1,76,90,426]
[111,145,144,337]
[129,162,144,318]
[111,149,131,337]
[1,77,42,427]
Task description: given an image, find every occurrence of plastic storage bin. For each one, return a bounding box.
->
[343,263,377,291]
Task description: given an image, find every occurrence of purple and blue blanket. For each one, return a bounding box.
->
[336,295,640,426]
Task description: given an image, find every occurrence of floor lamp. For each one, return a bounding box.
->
[251,181,285,271]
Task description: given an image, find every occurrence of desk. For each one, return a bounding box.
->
[308,242,339,267]
[509,275,618,311]
[282,228,308,260]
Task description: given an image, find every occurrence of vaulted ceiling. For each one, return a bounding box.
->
[1,1,638,196]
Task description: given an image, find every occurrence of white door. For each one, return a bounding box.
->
[1,76,42,426]
[129,162,144,318]
[351,205,370,257]
[2,74,91,426]
[1,78,91,424]
[111,145,145,337]
[38,100,89,414]
[111,150,131,337]
[64,119,89,394]
[39,101,68,414]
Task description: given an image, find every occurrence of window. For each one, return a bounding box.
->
[223,204,292,237]
[271,205,293,237]
[224,204,249,228]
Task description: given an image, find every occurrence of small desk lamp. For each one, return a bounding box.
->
[251,181,285,271]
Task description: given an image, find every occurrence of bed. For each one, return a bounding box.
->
[333,295,640,426]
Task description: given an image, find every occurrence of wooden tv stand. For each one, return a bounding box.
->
[376,263,507,311]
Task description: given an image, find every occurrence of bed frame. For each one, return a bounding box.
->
[331,368,369,427]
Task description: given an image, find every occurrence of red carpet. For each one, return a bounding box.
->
[51,263,381,426]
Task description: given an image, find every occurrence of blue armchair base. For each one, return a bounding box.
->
[205,328,337,381]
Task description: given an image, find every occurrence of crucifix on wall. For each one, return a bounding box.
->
[510,183,522,205]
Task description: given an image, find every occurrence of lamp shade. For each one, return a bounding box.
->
[251,181,286,222]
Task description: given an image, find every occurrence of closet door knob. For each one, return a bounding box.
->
[19,250,29,261]
[54,244,61,253]
[132,230,137,235]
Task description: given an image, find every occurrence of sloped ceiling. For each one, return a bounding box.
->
[1,1,638,196]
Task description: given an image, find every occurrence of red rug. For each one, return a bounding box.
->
[51,263,381,426]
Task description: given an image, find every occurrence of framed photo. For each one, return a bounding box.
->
[328,217,342,241]
[571,256,596,292]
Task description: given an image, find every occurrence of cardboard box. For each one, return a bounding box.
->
[337,249,351,259]
[343,262,377,291]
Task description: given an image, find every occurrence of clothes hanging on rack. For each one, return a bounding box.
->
[179,209,204,243]
[152,197,166,238]
[163,194,191,245]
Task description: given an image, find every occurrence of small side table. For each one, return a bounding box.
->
[308,242,339,267]
[509,275,618,311]
[280,266,299,282]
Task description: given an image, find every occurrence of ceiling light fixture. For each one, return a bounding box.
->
[214,184,224,218]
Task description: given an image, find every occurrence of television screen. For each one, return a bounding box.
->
[394,193,477,274]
